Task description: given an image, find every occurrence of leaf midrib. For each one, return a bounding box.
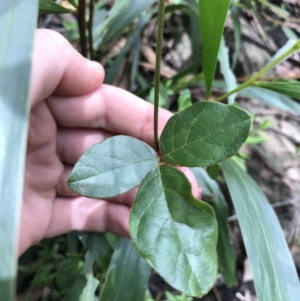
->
[158,169,206,294]
[70,157,157,184]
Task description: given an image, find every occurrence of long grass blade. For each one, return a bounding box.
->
[0,2,38,300]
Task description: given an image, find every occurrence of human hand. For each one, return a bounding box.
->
[20,29,199,255]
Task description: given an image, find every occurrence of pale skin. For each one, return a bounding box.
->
[20,29,199,255]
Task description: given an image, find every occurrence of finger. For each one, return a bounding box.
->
[177,167,202,199]
[30,29,104,107]
[45,197,130,238]
[57,127,113,164]
[56,165,78,197]
[47,84,172,149]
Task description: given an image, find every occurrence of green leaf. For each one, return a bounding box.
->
[199,0,231,98]
[0,2,38,300]
[68,0,78,8]
[130,36,142,91]
[231,5,241,69]
[64,275,99,301]
[269,39,297,64]
[39,0,75,14]
[231,154,247,171]
[56,257,83,294]
[99,238,151,301]
[104,10,154,84]
[221,159,300,300]
[105,233,119,249]
[240,87,300,114]
[93,0,129,48]
[191,168,237,287]
[178,89,192,112]
[101,0,156,46]
[64,242,100,301]
[282,27,298,40]
[130,166,218,297]
[255,81,300,100]
[259,119,272,130]
[80,233,113,273]
[160,102,251,167]
[149,82,169,109]
[145,290,155,301]
[245,132,266,145]
[68,136,158,198]
[206,164,220,180]
[189,0,201,71]
[82,250,100,298]
[217,36,238,104]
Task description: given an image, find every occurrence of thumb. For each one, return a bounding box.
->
[30,29,104,107]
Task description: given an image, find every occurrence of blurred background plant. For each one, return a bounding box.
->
[8,0,300,300]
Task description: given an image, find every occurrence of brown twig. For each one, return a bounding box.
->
[154,0,166,152]
[78,0,87,57]
[267,127,300,146]
[261,10,300,32]
[88,0,95,59]
[212,286,222,301]
[249,7,275,53]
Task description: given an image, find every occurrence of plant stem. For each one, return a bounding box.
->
[154,0,166,151]
[216,39,300,102]
[88,0,95,59]
[78,0,87,57]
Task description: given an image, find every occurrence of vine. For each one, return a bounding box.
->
[153,0,166,151]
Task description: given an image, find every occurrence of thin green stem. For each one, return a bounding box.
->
[88,0,95,59]
[78,0,87,57]
[154,0,166,152]
[216,40,300,102]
